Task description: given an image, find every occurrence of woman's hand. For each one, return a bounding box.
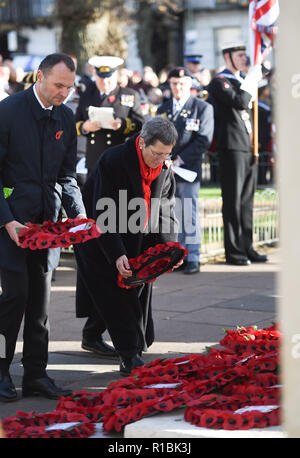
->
[116,254,132,278]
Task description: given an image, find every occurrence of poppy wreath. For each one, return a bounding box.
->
[2,410,95,438]
[54,324,281,434]
[17,218,101,250]
[118,242,188,289]
[1,323,281,437]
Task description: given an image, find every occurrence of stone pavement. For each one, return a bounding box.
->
[0,247,279,436]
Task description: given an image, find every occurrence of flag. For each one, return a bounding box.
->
[249,0,280,65]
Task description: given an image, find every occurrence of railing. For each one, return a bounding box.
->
[200,188,279,258]
[62,188,279,259]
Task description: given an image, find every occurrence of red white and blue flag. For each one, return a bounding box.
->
[249,0,280,65]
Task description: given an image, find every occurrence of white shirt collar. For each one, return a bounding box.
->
[172,95,190,112]
[33,84,53,110]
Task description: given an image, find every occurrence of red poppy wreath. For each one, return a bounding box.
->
[118,242,188,289]
[17,218,101,250]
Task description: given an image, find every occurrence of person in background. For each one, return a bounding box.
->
[0,65,10,101]
[75,55,145,359]
[75,55,144,174]
[157,67,214,274]
[208,41,268,266]
[257,79,272,185]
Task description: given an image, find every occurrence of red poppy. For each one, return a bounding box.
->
[108,95,116,103]
[199,410,219,428]
[35,234,52,249]
[223,412,243,430]
[55,130,63,140]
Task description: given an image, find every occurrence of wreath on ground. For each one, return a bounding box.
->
[1,323,281,438]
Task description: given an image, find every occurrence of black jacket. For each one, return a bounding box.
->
[74,135,178,354]
[0,86,85,272]
[75,82,144,171]
[157,96,214,181]
[208,70,253,152]
[258,100,272,152]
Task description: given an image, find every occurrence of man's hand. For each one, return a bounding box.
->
[109,118,122,131]
[75,213,87,221]
[116,254,132,278]
[82,120,101,132]
[5,220,28,247]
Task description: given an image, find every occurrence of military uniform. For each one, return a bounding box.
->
[75,83,144,172]
[208,44,267,265]
[157,67,214,274]
[75,56,145,355]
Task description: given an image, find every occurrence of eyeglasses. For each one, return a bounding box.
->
[149,146,172,161]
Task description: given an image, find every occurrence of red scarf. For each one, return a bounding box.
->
[136,135,162,229]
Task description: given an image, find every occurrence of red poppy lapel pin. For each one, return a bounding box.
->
[55,130,63,140]
[108,95,116,103]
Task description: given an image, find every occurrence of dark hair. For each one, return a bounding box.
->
[140,116,178,147]
[38,53,76,75]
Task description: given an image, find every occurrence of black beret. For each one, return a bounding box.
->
[168,67,193,80]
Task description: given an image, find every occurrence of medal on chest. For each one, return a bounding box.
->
[185,118,200,132]
[121,94,134,107]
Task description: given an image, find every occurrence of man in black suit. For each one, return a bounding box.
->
[74,117,179,375]
[157,67,214,274]
[0,53,86,401]
[208,42,268,265]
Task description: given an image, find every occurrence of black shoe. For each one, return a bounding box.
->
[226,257,251,266]
[247,250,268,263]
[184,261,200,274]
[0,369,18,402]
[22,376,73,400]
[119,355,145,375]
[81,338,118,358]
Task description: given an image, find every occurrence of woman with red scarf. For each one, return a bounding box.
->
[74,117,179,374]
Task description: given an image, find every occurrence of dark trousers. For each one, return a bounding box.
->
[81,286,153,359]
[82,314,106,342]
[219,149,258,262]
[0,251,52,379]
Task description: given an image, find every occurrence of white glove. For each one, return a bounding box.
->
[247,64,263,81]
[172,156,184,167]
[240,64,263,100]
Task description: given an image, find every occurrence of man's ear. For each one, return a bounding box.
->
[36,69,44,84]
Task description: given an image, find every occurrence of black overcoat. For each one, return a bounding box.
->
[157,95,214,181]
[0,86,85,272]
[74,135,178,357]
[75,82,144,171]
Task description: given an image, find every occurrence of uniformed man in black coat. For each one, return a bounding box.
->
[0,53,86,401]
[75,55,144,173]
[157,67,214,274]
[74,117,179,375]
[208,41,268,265]
[75,56,145,358]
